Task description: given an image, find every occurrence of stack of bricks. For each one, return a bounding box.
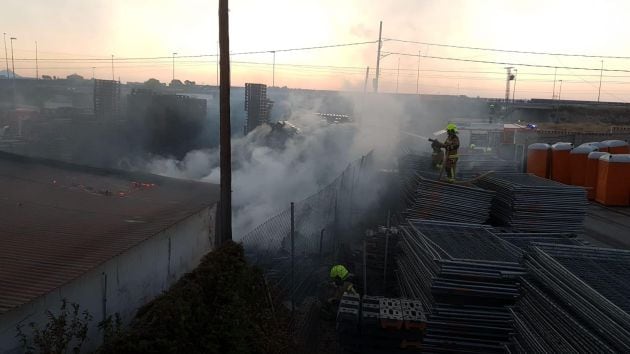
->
[336,293,425,353]
[336,292,362,350]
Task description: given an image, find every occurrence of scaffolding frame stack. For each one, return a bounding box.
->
[511,243,630,352]
[475,173,588,233]
[396,220,525,352]
[495,232,587,250]
[402,175,495,224]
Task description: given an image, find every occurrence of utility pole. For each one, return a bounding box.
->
[395,57,400,94]
[218,0,232,242]
[271,50,276,87]
[512,69,518,103]
[172,52,177,82]
[216,40,219,87]
[111,54,114,81]
[373,21,382,93]
[2,33,8,79]
[504,67,514,118]
[35,41,39,80]
[597,60,603,102]
[552,67,557,99]
[416,51,421,95]
[558,79,563,101]
[504,67,514,103]
[92,66,95,80]
[9,37,16,108]
[362,66,370,94]
[10,37,16,79]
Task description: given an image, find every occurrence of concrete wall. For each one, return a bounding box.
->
[0,204,216,353]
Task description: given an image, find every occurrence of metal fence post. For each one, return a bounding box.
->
[290,202,295,315]
[333,195,339,257]
[383,210,391,291]
[319,228,325,260]
[363,239,367,295]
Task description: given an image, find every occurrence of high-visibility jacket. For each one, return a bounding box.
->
[443,134,460,158]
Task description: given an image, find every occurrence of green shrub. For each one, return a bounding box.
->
[99,241,291,354]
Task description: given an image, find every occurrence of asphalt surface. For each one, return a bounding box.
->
[583,203,630,250]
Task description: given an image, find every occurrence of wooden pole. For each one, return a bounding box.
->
[218,0,232,242]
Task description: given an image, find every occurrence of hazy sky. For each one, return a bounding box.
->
[3,0,630,100]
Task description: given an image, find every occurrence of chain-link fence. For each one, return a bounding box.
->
[241,151,375,307]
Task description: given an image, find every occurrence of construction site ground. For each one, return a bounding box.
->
[583,202,630,249]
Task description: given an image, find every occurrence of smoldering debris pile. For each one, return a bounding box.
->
[511,244,630,352]
[402,174,494,224]
[475,173,588,233]
[396,220,524,353]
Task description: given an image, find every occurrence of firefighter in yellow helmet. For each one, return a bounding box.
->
[431,123,460,182]
[329,265,357,299]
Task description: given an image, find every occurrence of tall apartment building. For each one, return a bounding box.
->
[93,79,121,120]
[244,83,273,134]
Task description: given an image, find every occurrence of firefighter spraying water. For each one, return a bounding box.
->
[429,123,460,182]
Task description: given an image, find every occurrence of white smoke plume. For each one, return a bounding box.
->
[145,92,446,238]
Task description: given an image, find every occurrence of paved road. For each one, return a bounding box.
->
[583,203,630,250]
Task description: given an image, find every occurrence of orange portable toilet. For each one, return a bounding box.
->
[551,142,573,185]
[596,154,630,206]
[585,152,609,200]
[570,145,598,186]
[527,143,551,178]
[601,140,630,154]
[579,142,605,150]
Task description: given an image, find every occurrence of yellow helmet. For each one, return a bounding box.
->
[330,265,349,280]
[446,123,458,133]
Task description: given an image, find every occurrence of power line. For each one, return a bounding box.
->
[382,51,630,74]
[383,38,630,60]
[0,40,378,62]
[553,56,628,103]
[16,60,630,84]
[19,57,630,78]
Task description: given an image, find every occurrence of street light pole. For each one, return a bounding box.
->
[35,41,39,80]
[395,57,400,94]
[172,52,177,82]
[373,21,383,93]
[416,50,421,95]
[597,60,603,103]
[111,54,114,81]
[92,67,95,80]
[2,33,8,79]
[10,37,16,79]
[552,67,557,100]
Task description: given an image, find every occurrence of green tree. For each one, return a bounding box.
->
[169,79,183,87]
[144,78,162,90]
